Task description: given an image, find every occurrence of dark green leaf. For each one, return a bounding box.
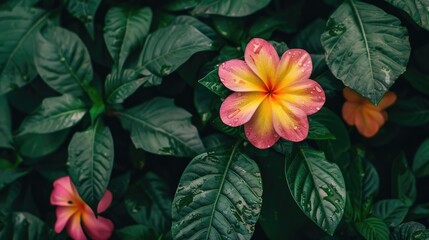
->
[68,119,114,212]
[290,18,326,54]
[0,7,51,95]
[384,0,429,30]
[35,26,93,96]
[372,199,408,227]
[171,15,221,43]
[108,172,130,200]
[61,0,101,38]
[412,138,429,177]
[0,212,50,240]
[172,144,263,240]
[321,0,411,104]
[17,94,87,135]
[115,224,156,240]
[389,94,429,126]
[0,0,39,9]
[285,145,346,235]
[211,16,246,44]
[138,25,213,76]
[163,0,200,11]
[307,118,336,140]
[194,84,215,125]
[104,6,152,70]
[118,97,204,157]
[408,203,429,220]
[392,153,416,206]
[15,129,70,158]
[314,71,344,97]
[404,68,429,96]
[198,68,230,98]
[193,0,271,17]
[391,221,426,240]
[211,116,245,139]
[125,172,172,234]
[0,169,29,191]
[0,96,13,149]
[355,216,389,240]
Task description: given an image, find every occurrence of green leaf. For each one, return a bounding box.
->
[392,221,427,240]
[307,118,336,140]
[0,169,29,191]
[372,199,408,227]
[384,0,429,30]
[404,68,429,96]
[68,119,114,212]
[138,25,213,76]
[104,6,152,70]
[412,138,429,177]
[392,153,416,206]
[0,7,51,95]
[17,94,87,135]
[0,212,50,239]
[118,97,204,157]
[61,0,101,38]
[211,116,245,139]
[172,144,263,240]
[290,18,326,54]
[105,69,160,104]
[194,84,215,126]
[35,26,93,96]
[285,145,346,236]
[355,216,389,240]
[15,129,70,158]
[125,172,172,234]
[389,94,429,126]
[115,224,156,240]
[198,68,230,98]
[0,96,13,149]
[163,0,200,11]
[171,15,221,43]
[193,0,271,17]
[321,0,411,104]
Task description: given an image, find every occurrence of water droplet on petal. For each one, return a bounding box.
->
[227,109,240,119]
[315,86,322,92]
[293,126,298,130]
[221,63,226,69]
[220,78,225,82]
[310,91,314,94]
[273,133,279,138]
[253,43,262,53]
[316,107,321,110]
[236,92,242,97]
[233,118,239,123]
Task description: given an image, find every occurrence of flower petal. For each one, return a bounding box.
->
[276,79,325,115]
[342,102,360,126]
[66,212,87,240]
[97,190,112,213]
[51,177,76,206]
[54,206,77,233]
[275,49,312,91]
[343,87,364,102]
[220,92,266,127]
[355,108,385,138]
[244,38,279,87]
[244,98,280,149]
[82,209,114,240]
[272,99,309,142]
[377,91,397,110]
[218,59,266,92]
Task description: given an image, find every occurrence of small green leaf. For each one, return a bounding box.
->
[35,26,93,96]
[118,97,204,157]
[0,96,13,149]
[104,6,152,70]
[285,145,346,235]
[321,0,411,104]
[0,7,51,95]
[125,172,172,234]
[355,216,389,240]
[392,153,416,206]
[61,0,101,38]
[392,221,427,240]
[172,144,263,240]
[68,119,114,212]
[138,25,213,76]
[17,94,87,135]
[307,118,336,140]
[115,224,156,240]
[0,169,29,191]
[389,94,429,126]
[15,129,70,158]
[384,0,429,30]
[198,68,230,98]
[193,0,271,17]
[372,199,408,227]
[412,138,429,177]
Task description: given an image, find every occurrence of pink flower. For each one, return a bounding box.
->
[50,176,114,240]
[218,38,325,148]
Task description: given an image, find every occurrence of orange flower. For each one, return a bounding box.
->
[50,176,114,240]
[218,38,325,149]
[342,87,397,138]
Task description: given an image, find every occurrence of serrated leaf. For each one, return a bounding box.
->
[115,224,156,240]
[355,216,389,240]
[392,221,427,240]
[198,68,230,98]
[125,172,172,234]
[321,0,411,104]
[0,96,13,149]
[0,7,51,95]
[61,0,101,38]
[193,0,271,17]
[105,69,160,104]
[389,94,429,126]
[15,129,70,158]
[372,199,408,227]
[0,169,29,191]
[35,26,93,96]
[118,97,204,157]
[307,118,336,140]
[138,25,213,76]
[172,145,263,240]
[17,94,87,135]
[413,138,429,177]
[285,145,346,235]
[392,153,416,206]
[384,0,429,30]
[104,6,152,70]
[68,119,114,212]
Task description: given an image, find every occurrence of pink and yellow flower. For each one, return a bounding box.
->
[342,87,397,138]
[50,176,114,240]
[218,38,325,148]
